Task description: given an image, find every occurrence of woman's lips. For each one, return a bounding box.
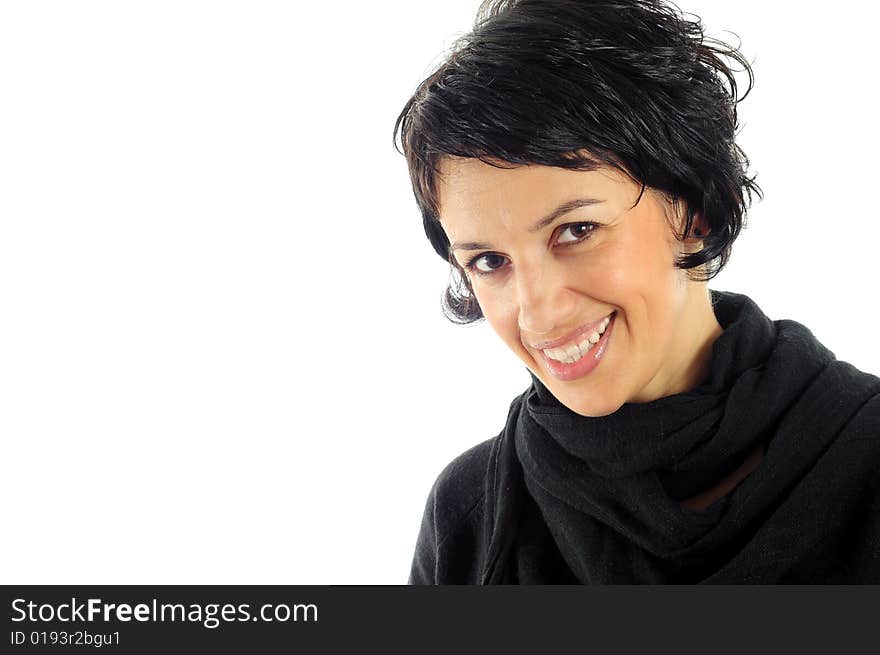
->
[538,311,617,382]
[530,312,615,351]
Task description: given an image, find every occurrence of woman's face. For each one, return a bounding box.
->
[437,157,721,417]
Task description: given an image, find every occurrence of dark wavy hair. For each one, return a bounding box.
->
[393,0,761,324]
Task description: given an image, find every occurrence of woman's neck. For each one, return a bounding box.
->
[634,285,724,403]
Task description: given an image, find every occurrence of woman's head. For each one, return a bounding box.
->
[394,0,760,414]
[436,156,727,415]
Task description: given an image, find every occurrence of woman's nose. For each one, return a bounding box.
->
[516,265,574,335]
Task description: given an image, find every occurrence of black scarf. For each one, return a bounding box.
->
[481,290,880,583]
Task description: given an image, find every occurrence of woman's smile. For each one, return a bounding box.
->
[536,311,617,382]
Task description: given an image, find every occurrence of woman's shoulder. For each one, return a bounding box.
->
[823,360,880,443]
[408,435,498,584]
[426,435,496,534]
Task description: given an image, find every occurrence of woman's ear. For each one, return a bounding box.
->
[668,198,709,250]
[696,215,714,237]
[688,213,709,239]
[676,208,709,258]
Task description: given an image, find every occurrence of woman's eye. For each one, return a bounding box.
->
[470,253,508,274]
[556,222,596,244]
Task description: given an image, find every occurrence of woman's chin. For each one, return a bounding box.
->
[535,373,624,417]
[564,395,623,418]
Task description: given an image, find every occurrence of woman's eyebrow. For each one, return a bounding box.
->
[529,197,606,233]
[449,197,605,252]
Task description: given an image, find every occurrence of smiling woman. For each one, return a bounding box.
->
[393,0,880,584]
[438,159,724,417]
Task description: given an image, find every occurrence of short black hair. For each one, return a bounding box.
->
[394,0,761,324]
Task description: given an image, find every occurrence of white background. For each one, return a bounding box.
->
[0,1,877,584]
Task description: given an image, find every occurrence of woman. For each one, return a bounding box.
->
[394,0,880,583]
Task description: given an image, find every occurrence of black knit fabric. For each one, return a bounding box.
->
[408,290,880,584]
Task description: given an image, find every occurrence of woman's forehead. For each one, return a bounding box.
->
[436,157,636,226]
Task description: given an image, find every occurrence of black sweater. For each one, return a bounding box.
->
[408,291,880,584]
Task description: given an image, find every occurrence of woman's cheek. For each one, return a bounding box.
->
[481,290,524,350]
[589,257,629,299]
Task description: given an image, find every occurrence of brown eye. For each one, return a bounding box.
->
[556,222,597,244]
[468,253,508,275]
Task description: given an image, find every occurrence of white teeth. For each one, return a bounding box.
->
[542,313,614,364]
